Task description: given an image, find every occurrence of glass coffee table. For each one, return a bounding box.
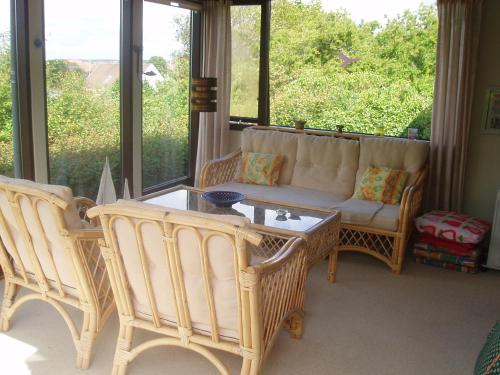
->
[140,185,341,278]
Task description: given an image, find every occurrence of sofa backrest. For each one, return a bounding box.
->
[241,128,299,185]
[355,137,430,188]
[290,134,360,198]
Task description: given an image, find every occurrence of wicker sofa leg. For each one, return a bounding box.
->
[111,325,134,375]
[76,311,98,369]
[0,281,18,331]
[391,237,408,275]
[284,311,304,339]
[328,250,338,283]
[240,357,262,375]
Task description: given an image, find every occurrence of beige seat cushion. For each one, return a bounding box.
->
[241,128,299,185]
[355,137,429,188]
[332,199,400,232]
[210,183,400,232]
[291,134,359,198]
[371,204,400,231]
[108,200,260,342]
[208,182,347,209]
[13,268,79,298]
[0,176,84,294]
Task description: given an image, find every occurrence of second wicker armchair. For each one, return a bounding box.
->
[88,200,308,375]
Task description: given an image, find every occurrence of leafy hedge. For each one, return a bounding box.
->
[0,42,189,198]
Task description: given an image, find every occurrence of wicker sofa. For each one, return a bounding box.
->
[200,126,430,278]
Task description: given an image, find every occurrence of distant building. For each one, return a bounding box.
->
[66,59,164,89]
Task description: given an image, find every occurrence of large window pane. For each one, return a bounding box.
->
[269,0,437,139]
[230,6,261,119]
[45,0,121,198]
[0,1,14,176]
[142,2,192,189]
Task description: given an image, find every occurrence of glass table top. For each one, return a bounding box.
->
[143,187,332,233]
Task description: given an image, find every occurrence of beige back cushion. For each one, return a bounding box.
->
[111,200,251,341]
[241,128,298,185]
[355,137,430,188]
[0,176,82,293]
[291,135,360,198]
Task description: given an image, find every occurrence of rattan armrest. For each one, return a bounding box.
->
[248,238,307,356]
[199,150,242,188]
[250,237,305,274]
[70,228,104,240]
[398,167,428,233]
[70,227,114,323]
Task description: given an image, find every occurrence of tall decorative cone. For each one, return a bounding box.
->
[123,178,131,200]
[96,157,117,205]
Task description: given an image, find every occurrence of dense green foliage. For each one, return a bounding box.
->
[0,30,189,198]
[0,1,437,198]
[232,1,437,138]
[0,34,14,177]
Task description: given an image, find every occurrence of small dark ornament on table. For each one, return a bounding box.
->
[201,191,246,207]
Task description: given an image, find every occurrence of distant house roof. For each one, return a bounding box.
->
[72,60,164,89]
[86,63,120,89]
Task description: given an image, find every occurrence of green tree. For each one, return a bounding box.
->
[258,0,438,138]
[148,56,168,77]
[0,32,14,176]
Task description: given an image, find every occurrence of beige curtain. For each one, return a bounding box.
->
[428,0,483,211]
[194,0,231,186]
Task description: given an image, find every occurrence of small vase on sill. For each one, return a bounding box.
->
[294,120,306,131]
[374,125,385,137]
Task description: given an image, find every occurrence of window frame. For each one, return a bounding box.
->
[9,0,202,197]
[229,0,270,127]
[230,0,435,140]
[138,0,202,196]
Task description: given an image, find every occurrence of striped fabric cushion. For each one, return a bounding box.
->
[353,166,409,205]
[475,322,500,375]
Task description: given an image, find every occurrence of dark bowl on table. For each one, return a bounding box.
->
[201,191,246,208]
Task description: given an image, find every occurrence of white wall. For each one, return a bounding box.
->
[463,0,500,222]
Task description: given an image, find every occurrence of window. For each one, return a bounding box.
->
[142,1,193,190]
[231,0,437,140]
[230,4,261,120]
[0,1,15,176]
[44,0,121,197]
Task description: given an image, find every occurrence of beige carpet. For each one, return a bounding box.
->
[0,253,499,374]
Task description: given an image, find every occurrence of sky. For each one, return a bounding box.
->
[0,0,189,61]
[0,0,436,61]
[320,0,436,24]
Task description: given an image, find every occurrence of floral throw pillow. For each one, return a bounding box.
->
[353,166,409,205]
[237,152,284,186]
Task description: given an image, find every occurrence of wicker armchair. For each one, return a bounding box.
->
[0,178,114,369]
[88,200,307,375]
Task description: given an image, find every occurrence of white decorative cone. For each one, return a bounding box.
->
[123,178,131,200]
[96,157,117,205]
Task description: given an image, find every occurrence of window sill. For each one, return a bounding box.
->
[228,122,430,142]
